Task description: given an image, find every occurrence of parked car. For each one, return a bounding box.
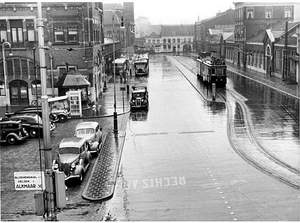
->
[52,137,92,183]
[5,106,59,123]
[130,86,149,110]
[75,121,103,155]
[0,118,29,145]
[9,113,56,138]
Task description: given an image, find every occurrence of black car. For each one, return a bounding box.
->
[5,106,59,123]
[0,118,29,145]
[130,86,149,110]
[9,113,56,138]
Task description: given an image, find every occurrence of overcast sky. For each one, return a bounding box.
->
[103,0,235,25]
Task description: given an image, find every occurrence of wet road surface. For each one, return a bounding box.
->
[103,54,300,221]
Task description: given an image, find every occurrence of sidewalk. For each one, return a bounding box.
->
[226,61,299,99]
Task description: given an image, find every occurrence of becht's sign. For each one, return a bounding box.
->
[14,172,45,191]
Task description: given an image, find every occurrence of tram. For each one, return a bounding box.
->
[196,56,227,87]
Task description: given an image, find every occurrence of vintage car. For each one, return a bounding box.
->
[52,137,92,183]
[130,86,149,110]
[0,118,29,145]
[48,96,72,123]
[9,113,56,138]
[5,106,59,123]
[75,121,102,155]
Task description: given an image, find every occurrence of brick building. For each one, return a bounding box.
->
[103,2,135,57]
[0,2,110,107]
[232,2,300,83]
[194,9,234,54]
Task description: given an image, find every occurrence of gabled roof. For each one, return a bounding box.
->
[222,32,234,41]
[248,21,299,44]
[103,10,122,25]
[208,29,222,35]
[146,32,161,38]
[55,71,90,88]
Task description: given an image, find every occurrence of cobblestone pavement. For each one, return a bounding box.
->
[82,113,129,201]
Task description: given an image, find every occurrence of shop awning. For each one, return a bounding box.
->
[55,71,90,88]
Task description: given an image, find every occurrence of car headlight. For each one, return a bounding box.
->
[71,163,76,169]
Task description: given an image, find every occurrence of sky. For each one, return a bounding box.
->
[103,0,235,25]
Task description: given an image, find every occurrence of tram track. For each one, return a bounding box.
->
[169,55,300,189]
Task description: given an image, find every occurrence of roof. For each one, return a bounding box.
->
[222,32,234,41]
[59,137,86,148]
[113,58,128,64]
[48,95,69,103]
[75,121,99,130]
[248,21,299,44]
[55,71,90,88]
[208,29,222,35]
[161,25,194,37]
[103,10,122,25]
[103,3,124,11]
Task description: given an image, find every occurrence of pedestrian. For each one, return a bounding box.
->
[92,102,96,116]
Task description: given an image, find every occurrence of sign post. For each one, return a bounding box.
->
[14,172,45,191]
[120,87,126,112]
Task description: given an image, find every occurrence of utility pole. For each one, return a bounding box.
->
[37,2,56,220]
[283,20,288,81]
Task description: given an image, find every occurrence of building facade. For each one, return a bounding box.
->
[0,2,108,107]
[195,9,234,54]
[145,25,194,53]
[233,2,300,83]
[103,2,135,58]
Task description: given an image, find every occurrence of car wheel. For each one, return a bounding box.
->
[29,129,38,138]
[7,135,17,145]
[58,115,67,123]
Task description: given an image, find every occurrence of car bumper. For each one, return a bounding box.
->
[130,104,148,109]
[65,174,81,181]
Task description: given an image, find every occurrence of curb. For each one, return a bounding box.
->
[81,113,129,201]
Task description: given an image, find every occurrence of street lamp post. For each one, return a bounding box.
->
[112,14,118,133]
[2,41,12,110]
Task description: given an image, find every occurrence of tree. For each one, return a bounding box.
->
[135,16,151,37]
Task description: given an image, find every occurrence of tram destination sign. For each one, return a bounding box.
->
[14,171,45,191]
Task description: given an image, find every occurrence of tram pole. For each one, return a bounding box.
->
[37,2,56,220]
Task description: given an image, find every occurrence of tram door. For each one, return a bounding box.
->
[10,80,29,105]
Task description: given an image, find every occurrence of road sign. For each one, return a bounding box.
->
[14,171,45,191]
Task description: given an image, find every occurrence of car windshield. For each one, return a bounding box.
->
[76,128,94,135]
[59,147,79,154]
[132,92,145,98]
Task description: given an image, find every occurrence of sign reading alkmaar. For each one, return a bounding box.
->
[14,172,45,191]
